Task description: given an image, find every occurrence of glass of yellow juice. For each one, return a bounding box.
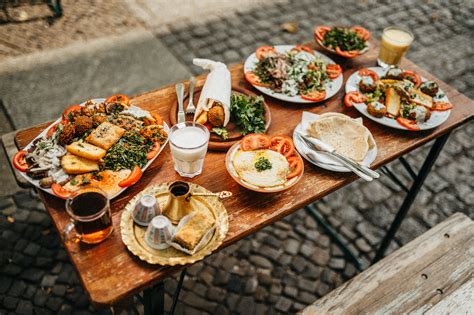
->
[378,26,414,68]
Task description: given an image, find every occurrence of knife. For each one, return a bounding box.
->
[296,131,379,180]
[176,83,185,124]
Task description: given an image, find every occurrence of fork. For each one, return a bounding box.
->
[185,76,196,115]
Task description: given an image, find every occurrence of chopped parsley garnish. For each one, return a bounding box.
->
[255,157,272,172]
[230,94,266,135]
[322,27,367,52]
[102,131,151,171]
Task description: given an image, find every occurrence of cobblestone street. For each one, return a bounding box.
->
[1,0,473,314]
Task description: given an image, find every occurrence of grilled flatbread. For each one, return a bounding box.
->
[67,141,106,161]
[62,169,131,197]
[86,122,125,150]
[307,116,371,162]
[61,154,99,174]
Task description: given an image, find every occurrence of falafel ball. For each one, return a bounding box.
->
[92,114,108,127]
[359,76,376,93]
[419,81,439,97]
[74,115,94,135]
[384,67,403,80]
[367,101,387,118]
[208,105,225,127]
[58,123,76,145]
[408,106,431,122]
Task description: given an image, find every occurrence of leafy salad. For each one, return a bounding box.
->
[245,45,342,102]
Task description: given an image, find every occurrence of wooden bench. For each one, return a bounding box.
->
[301,212,473,314]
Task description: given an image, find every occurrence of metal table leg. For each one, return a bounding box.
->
[143,281,165,315]
[305,205,363,271]
[372,132,451,263]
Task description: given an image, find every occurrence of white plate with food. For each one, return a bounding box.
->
[243,45,343,103]
[345,67,452,131]
[225,134,304,192]
[293,112,377,172]
[12,95,169,199]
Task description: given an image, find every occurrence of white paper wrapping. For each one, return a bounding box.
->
[192,58,231,127]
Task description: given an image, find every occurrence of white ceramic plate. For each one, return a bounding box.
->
[345,67,451,131]
[225,142,304,193]
[243,45,343,104]
[292,111,377,172]
[17,98,169,199]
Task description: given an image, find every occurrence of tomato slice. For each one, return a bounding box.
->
[241,134,271,151]
[396,117,420,131]
[292,45,313,54]
[358,68,379,82]
[13,150,28,172]
[301,90,326,102]
[314,26,331,41]
[351,26,371,41]
[62,105,82,121]
[119,166,143,188]
[51,183,72,199]
[105,94,130,105]
[146,143,160,160]
[400,70,421,88]
[432,102,453,111]
[335,47,359,58]
[326,64,342,79]
[344,91,367,107]
[244,71,268,87]
[256,46,276,60]
[269,135,295,158]
[287,156,303,179]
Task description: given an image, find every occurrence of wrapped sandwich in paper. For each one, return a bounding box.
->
[193,58,231,128]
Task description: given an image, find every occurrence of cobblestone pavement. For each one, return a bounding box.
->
[0,0,143,58]
[1,0,473,314]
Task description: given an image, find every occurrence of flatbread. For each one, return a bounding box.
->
[307,116,371,161]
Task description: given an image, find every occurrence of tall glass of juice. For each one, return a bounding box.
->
[378,26,414,67]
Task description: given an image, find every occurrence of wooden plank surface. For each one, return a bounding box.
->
[301,213,474,314]
[11,40,474,307]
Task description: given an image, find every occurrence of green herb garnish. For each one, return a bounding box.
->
[255,157,272,172]
[102,131,151,171]
[211,127,229,140]
[322,27,366,52]
[230,94,266,135]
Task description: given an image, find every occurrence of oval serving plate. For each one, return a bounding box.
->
[243,45,343,104]
[169,85,271,151]
[345,67,451,131]
[17,98,169,199]
[120,183,229,266]
[225,141,304,193]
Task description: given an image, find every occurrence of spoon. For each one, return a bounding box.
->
[191,191,233,199]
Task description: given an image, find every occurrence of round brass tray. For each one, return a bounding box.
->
[120,183,229,265]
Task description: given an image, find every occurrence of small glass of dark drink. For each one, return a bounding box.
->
[64,187,113,244]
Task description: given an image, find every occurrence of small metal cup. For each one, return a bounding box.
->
[132,194,161,226]
[144,215,173,250]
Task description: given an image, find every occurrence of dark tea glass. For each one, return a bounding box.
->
[64,187,113,244]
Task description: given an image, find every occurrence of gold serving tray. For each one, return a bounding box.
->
[120,183,229,266]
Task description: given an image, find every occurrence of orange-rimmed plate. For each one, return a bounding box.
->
[225,141,304,193]
[314,25,370,58]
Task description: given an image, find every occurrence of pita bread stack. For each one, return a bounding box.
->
[307,113,375,162]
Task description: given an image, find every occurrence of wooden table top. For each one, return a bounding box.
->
[13,40,474,307]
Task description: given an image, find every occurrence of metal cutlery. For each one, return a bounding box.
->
[296,130,379,178]
[191,191,233,199]
[296,133,377,181]
[185,76,196,115]
[176,83,185,123]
